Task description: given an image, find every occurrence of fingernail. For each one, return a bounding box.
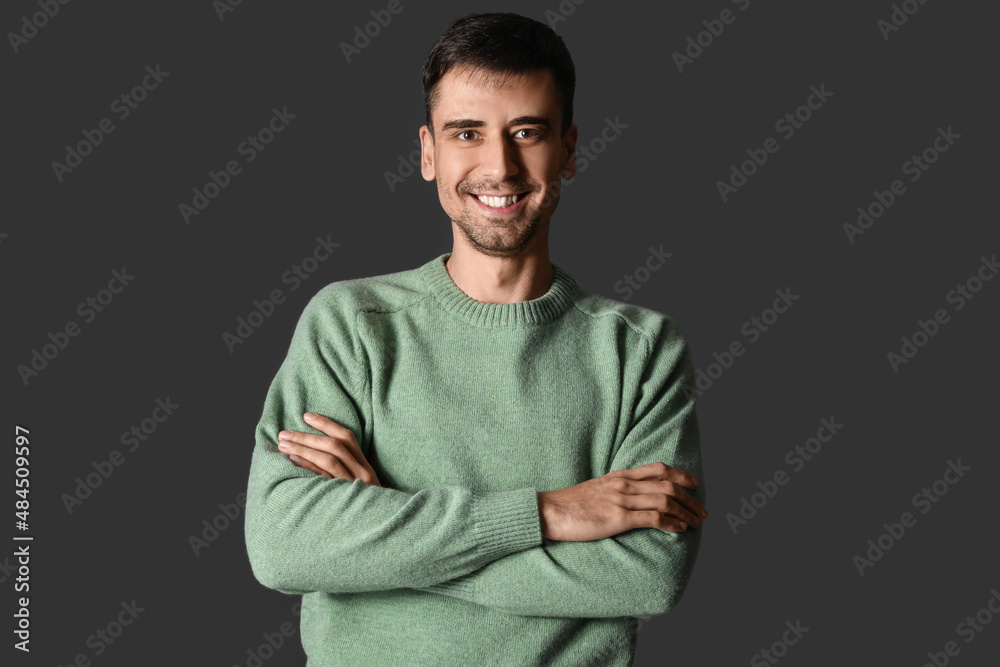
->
[303,413,315,421]
[278,440,290,450]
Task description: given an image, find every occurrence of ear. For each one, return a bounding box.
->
[560,122,579,181]
[420,125,435,181]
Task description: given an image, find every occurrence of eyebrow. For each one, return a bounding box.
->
[440,116,552,132]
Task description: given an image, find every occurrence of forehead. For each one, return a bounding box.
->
[432,67,558,120]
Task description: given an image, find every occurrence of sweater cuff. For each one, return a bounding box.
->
[471,487,542,564]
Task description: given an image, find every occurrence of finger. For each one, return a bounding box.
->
[277,429,335,449]
[302,412,356,442]
[277,431,374,483]
[653,463,700,489]
[290,453,382,487]
[660,481,707,520]
[620,491,703,528]
[278,430,349,456]
[287,454,346,480]
[307,416,382,486]
[655,480,707,520]
[278,439,354,480]
[662,466,700,491]
[605,462,664,478]
[610,462,701,490]
[617,479,708,522]
[628,509,689,533]
[282,422,381,486]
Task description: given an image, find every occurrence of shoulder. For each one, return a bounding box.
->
[568,282,691,355]
[302,263,432,324]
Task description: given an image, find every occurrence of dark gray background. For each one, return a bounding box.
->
[4,0,998,665]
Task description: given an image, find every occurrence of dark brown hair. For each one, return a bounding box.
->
[422,12,576,137]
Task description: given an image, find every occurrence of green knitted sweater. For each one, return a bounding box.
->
[245,253,703,666]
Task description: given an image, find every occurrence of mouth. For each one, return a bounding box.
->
[468,191,529,213]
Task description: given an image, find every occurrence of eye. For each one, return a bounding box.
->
[514,128,541,139]
[457,130,480,141]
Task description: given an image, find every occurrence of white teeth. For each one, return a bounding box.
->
[476,193,520,208]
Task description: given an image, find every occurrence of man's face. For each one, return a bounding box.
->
[420,66,577,258]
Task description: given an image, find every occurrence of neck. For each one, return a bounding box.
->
[445,243,554,305]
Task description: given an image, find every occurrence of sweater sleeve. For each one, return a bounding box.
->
[414,319,703,619]
[244,286,542,596]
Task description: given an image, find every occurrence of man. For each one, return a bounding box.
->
[245,12,707,666]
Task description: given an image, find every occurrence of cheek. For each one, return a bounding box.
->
[437,175,464,207]
[527,152,562,183]
[451,157,480,187]
[436,160,466,191]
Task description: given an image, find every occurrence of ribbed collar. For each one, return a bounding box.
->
[418,253,578,327]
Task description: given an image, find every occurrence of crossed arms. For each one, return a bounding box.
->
[245,290,707,619]
[281,413,706,541]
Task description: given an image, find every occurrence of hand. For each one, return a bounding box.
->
[277,413,382,486]
[538,462,707,542]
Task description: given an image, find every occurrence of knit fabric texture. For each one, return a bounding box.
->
[245,253,703,666]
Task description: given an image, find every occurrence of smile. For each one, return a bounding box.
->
[469,192,527,212]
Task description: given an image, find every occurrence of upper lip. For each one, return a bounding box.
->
[471,191,527,196]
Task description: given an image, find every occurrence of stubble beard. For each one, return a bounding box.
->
[449,185,549,258]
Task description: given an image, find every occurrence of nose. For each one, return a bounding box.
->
[478,132,520,183]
